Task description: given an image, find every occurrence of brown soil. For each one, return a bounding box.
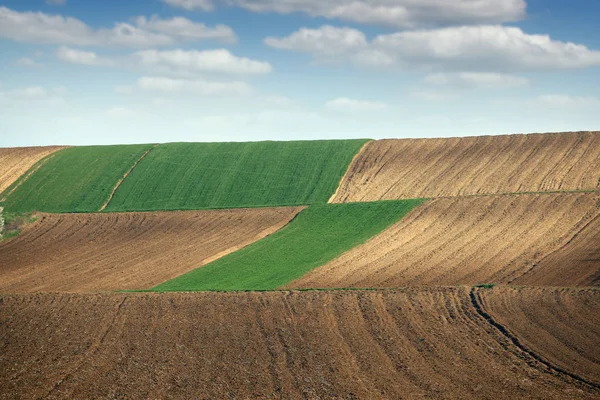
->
[0,207,302,293]
[289,193,600,289]
[1,288,597,399]
[330,131,600,202]
[514,213,600,286]
[478,286,600,386]
[0,146,65,194]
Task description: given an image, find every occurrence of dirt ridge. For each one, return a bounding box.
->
[470,288,600,390]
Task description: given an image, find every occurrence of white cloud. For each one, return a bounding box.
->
[163,0,214,11]
[46,0,67,5]
[325,97,388,111]
[131,49,272,76]
[132,16,236,43]
[265,25,367,57]
[0,7,235,48]
[56,46,114,66]
[105,107,139,118]
[410,89,456,102]
[15,57,41,67]
[424,72,529,88]
[536,94,600,108]
[267,25,600,72]
[115,85,134,95]
[227,0,525,28]
[136,76,253,96]
[0,86,67,108]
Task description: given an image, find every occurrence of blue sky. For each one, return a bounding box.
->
[1,0,599,146]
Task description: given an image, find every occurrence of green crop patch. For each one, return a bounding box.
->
[152,199,425,291]
[2,145,154,213]
[104,140,368,212]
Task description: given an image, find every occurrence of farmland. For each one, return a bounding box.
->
[331,131,600,202]
[0,131,599,399]
[105,140,368,211]
[1,145,154,213]
[290,192,600,288]
[1,288,598,399]
[0,146,66,195]
[0,207,302,292]
[153,200,424,291]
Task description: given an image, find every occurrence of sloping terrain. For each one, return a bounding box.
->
[1,289,597,399]
[290,193,600,289]
[105,140,368,211]
[331,131,600,202]
[0,207,302,293]
[478,287,600,386]
[2,145,154,213]
[0,146,66,195]
[154,200,423,291]
[514,213,600,286]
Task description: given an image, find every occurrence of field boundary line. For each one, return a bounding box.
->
[469,287,600,390]
[0,152,62,202]
[98,144,158,212]
[328,140,372,204]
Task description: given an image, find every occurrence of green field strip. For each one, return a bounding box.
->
[104,140,369,212]
[151,199,424,292]
[2,144,155,213]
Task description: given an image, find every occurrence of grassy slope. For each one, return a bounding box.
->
[105,140,369,211]
[2,145,154,213]
[152,200,425,291]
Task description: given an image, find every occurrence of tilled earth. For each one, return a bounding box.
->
[330,131,600,202]
[0,146,65,195]
[0,207,302,292]
[0,288,598,399]
[291,192,600,288]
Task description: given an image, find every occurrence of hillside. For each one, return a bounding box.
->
[154,200,423,291]
[478,286,600,386]
[104,140,368,211]
[331,131,600,202]
[1,289,597,399]
[0,146,65,195]
[1,145,154,213]
[290,192,600,289]
[0,207,301,292]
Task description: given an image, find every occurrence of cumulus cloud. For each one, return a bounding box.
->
[226,0,526,28]
[56,46,115,66]
[163,0,214,11]
[131,49,272,76]
[0,7,235,48]
[536,94,600,108]
[424,72,529,88]
[0,86,67,107]
[15,57,42,67]
[325,97,388,111]
[132,16,236,43]
[267,25,600,72]
[105,107,139,118]
[136,76,253,96]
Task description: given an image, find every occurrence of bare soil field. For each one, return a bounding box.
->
[290,193,600,289]
[0,207,302,293]
[330,131,600,202]
[1,289,598,399]
[0,146,65,195]
[514,213,600,286]
[477,286,600,386]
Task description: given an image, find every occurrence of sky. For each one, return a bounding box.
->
[0,0,599,146]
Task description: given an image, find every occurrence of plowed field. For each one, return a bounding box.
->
[478,287,600,386]
[514,213,600,286]
[1,289,597,399]
[0,207,302,293]
[331,131,600,202]
[0,146,65,195]
[290,193,600,288]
